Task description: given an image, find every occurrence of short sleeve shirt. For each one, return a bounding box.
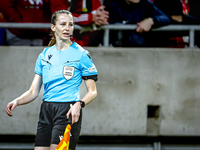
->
[35,42,98,102]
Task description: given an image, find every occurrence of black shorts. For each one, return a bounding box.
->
[35,101,82,150]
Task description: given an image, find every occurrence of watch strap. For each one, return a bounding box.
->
[80,100,85,108]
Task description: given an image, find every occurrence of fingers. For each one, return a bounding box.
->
[97,6,107,14]
[94,15,108,26]
[98,5,105,11]
[66,108,71,119]
[6,103,13,117]
[136,25,143,33]
[137,18,153,32]
[66,103,81,124]
[72,112,80,124]
[97,11,109,19]
[66,110,79,125]
[95,19,106,26]
[11,103,16,111]
[6,100,17,117]
[66,108,78,124]
[98,9,109,17]
[94,6,109,26]
[136,22,151,33]
[94,19,106,26]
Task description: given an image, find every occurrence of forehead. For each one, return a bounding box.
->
[56,13,73,23]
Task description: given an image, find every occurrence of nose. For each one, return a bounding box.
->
[64,25,69,30]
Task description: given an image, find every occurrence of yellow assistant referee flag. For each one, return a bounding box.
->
[56,124,71,150]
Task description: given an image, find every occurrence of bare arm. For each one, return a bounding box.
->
[67,79,97,124]
[79,79,97,105]
[6,74,42,116]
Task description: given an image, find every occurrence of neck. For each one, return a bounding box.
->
[56,39,72,51]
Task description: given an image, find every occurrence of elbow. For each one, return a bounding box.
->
[154,16,170,27]
[34,93,39,100]
[29,89,39,100]
[33,91,40,100]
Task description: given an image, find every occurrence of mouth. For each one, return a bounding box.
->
[63,33,70,37]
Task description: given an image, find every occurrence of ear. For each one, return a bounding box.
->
[51,24,55,32]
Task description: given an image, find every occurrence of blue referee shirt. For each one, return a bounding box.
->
[35,42,98,102]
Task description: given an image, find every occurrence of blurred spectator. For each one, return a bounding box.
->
[0,7,6,45]
[153,0,200,48]
[154,0,200,24]
[0,0,51,46]
[104,0,170,47]
[50,0,109,46]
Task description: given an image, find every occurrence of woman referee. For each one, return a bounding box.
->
[6,10,98,150]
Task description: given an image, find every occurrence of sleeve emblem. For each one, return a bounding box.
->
[89,65,96,72]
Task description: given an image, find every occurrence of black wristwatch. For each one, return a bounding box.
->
[79,100,85,108]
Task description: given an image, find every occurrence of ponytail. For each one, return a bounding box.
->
[48,37,56,47]
[47,29,56,47]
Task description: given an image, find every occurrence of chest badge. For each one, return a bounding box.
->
[63,66,75,80]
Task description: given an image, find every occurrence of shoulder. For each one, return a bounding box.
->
[71,42,93,62]
[141,0,160,12]
[71,42,89,54]
[39,45,56,58]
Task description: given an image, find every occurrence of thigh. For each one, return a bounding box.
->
[51,109,82,150]
[35,122,52,147]
[35,102,54,147]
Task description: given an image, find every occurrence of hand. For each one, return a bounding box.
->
[66,102,81,124]
[92,6,109,26]
[171,15,183,23]
[136,18,154,33]
[6,100,17,117]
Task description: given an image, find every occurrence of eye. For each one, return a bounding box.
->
[61,23,65,25]
[69,23,73,26]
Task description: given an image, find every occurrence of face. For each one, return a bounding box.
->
[126,0,140,3]
[51,13,74,41]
